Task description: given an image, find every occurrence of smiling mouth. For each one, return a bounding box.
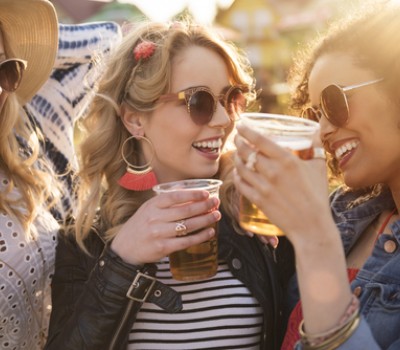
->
[193,139,222,154]
[335,140,359,160]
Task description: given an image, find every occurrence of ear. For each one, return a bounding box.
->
[120,102,145,136]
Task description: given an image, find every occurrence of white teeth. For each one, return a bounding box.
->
[335,141,359,159]
[193,139,222,149]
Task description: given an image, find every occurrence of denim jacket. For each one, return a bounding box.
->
[294,187,400,349]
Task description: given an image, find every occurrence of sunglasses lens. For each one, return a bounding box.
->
[321,85,348,127]
[0,60,25,92]
[226,87,246,120]
[189,90,214,125]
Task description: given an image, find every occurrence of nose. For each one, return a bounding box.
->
[319,113,337,142]
[208,102,232,129]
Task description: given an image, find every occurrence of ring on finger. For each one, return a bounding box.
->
[313,147,326,160]
[175,220,187,237]
[245,151,258,171]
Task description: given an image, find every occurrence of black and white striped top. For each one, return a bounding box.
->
[129,258,263,350]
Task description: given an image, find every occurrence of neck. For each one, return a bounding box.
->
[389,185,400,215]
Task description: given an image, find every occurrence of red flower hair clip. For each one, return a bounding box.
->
[133,41,156,61]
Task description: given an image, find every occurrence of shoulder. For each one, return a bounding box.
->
[58,221,106,262]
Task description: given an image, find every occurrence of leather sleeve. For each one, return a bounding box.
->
[45,230,182,350]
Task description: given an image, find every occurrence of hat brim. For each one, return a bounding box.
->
[0,0,58,103]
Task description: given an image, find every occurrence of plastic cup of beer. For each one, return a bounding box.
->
[153,179,222,281]
[238,113,320,236]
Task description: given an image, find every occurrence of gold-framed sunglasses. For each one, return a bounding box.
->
[158,85,249,125]
[302,78,383,127]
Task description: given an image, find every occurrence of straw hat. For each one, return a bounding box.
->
[0,0,58,103]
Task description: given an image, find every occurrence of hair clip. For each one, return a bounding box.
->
[133,41,156,61]
[169,21,184,30]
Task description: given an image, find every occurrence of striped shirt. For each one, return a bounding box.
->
[129,258,263,350]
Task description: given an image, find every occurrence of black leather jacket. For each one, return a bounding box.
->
[45,213,294,350]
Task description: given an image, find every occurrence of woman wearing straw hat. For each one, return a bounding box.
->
[0,0,121,348]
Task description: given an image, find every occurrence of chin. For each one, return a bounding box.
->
[194,171,218,180]
[343,174,375,190]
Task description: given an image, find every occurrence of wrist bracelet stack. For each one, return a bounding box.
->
[299,294,360,350]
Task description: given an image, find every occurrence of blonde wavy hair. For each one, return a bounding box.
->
[0,29,61,238]
[74,19,257,249]
[288,1,400,206]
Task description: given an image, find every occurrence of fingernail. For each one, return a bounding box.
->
[211,197,219,206]
[208,228,216,237]
[270,237,279,248]
[212,210,221,220]
[245,230,254,237]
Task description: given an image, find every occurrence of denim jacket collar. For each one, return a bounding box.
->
[329,187,396,254]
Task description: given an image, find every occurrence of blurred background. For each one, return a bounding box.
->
[50,0,367,114]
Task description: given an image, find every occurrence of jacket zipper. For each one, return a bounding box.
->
[108,299,134,349]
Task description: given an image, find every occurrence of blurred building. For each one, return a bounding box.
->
[51,0,358,113]
[215,0,349,113]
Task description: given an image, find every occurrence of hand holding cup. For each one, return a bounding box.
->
[234,113,330,241]
[110,183,221,273]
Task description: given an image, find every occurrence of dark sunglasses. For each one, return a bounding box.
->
[158,85,248,125]
[0,58,28,93]
[302,78,383,127]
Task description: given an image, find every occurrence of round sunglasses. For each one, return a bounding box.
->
[302,78,383,127]
[158,85,248,125]
[0,58,28,93]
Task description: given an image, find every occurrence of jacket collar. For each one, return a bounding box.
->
[330,187,395,254]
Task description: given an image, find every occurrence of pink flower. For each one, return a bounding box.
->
[133,41,156,61]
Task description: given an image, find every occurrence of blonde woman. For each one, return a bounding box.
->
[0,0,120,348]
[45,20,294,350]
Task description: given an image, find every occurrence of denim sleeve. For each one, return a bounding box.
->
[294,317,380,350]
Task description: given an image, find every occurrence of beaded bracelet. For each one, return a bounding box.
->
[299,294,360,348]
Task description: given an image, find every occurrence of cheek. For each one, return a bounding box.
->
[349,93,394,134]
[151,124,197,156]
[148,108,203,159]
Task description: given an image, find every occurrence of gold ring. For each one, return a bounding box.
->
[245,151,258,171]
[313,147,326,160]
[175,220,187,237]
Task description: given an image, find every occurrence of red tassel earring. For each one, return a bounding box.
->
[118,135,158,191]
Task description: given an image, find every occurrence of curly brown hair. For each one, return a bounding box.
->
[287,1,400,204]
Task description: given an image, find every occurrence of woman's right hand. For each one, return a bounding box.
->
[110,190,221,265]
[234,122,353,335]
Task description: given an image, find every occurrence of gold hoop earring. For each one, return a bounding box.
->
[118,135,158,191]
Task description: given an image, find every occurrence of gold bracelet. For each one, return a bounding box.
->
[299,294,360,349]
[302,315,360,350]
[299,294,359,345]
